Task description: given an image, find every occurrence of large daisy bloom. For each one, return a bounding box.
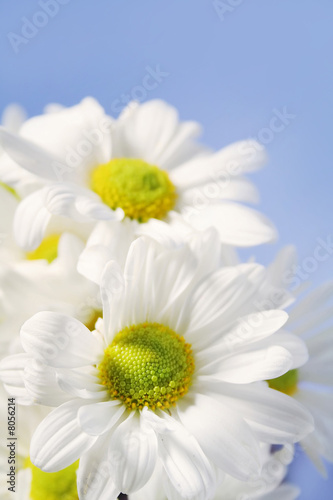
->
[0,235,313,499]
[0,98,276,251]
[262,248,333,475]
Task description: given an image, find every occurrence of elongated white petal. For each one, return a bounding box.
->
[181,202,277,246]
[295,390,333,466]
[200,381,314,444]
[78,400,125,436]
[256,331,309,369]
[200,345,293,383]
[14,190,52,250]
[14,183,123,250]
[30,400,97,471]
[21,311,103,368]
[114,99,202,169]
[0,353,32,403]
[260,484,300,500]
[178,176,260,207]
[0,126,64,180]
[56,367,108,400]
[24,359,72,406]
[171,139,267,189]
[100,260,126,340]
[196,310,289,365]
[108,411,158,493]
[77,435,120,500]
[183,264,266,348]
[178,393,261,481]
[20,97,112,175]
[156,415,216,499]
[130,462,166,500]
[2,103,27,132]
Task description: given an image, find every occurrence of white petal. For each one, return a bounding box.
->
[24,359,72,406]
[196,310,289,365]
[181,202,277,246]
[200,345,293,383]
[130,462,166,500]
[56,366,108,400]
[260,484,300,500]
[171,139,267,189]
[177,393,261,481]
[178,176,260,207]
[288,281,333,336]
[1,103,27,132]
[20,97,112,174]
[77,435,120,500]
[100,260,126,340]
[14,183,123,250]
[295,389,333,465]
[183,264,266,349]
[78,244,116,285]
[0,353,32,403]
[108,411,158,493]
[113,99,202,169]
[156,414,216,499]
[201,381,314,444]
[78,400,125,436]
[21,311,103,368]
[30,399,97,471]
[258,331,309,369]
[0,126,65,180]
[14,190,52,250]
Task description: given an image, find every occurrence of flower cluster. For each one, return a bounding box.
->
[0,99,331,500]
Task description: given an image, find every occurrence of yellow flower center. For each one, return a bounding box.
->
[90,158,177,222]
[26,234,60,264]
[267,369,298,396]
[25,458,79,500]
[98,322,195,411]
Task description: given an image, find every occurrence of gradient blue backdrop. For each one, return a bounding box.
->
[0,1,332,498]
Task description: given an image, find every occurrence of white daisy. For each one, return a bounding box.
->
[0,236,313,499]
[268,278,333,475]
[0,98,276,252]
[238,244,333,476]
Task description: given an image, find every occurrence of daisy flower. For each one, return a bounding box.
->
[237,244,333,476]
[0,236,313,499]
[0,98,276,252]
[267,273,333,475]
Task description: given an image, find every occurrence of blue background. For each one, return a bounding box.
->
[0,1,332,497]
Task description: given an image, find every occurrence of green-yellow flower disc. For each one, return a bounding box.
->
[26,234,61,264]
[90,158,177,222]
[98,322,195,411]
[25,458,79,500]
[267,368,298,396]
